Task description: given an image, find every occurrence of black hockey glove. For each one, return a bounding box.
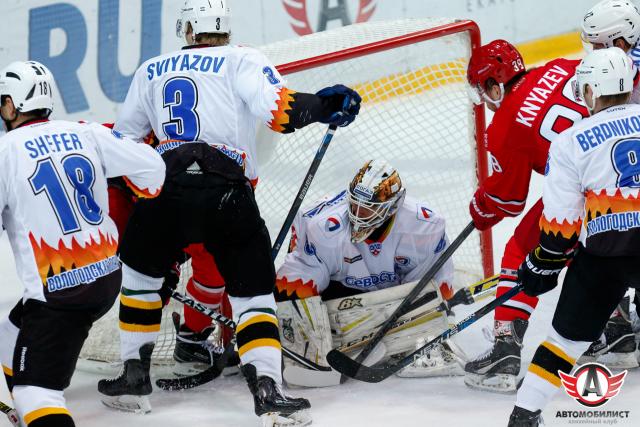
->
[158,261,181,307]
[518,246,571,297]
[316,84,362,127]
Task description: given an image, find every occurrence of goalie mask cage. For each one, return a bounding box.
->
[78,18,492,369]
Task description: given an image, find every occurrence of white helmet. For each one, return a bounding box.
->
[574,47,634,113]
[582,0,640,49]
[347,160,406,243]
[176,0,231,39]
[0,61,54,115]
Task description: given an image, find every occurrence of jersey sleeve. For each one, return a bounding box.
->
[0,146,8,237]
[476,121,535,218]
[88,123,165,198]
[113,67,153,143]
[235,49,338,134]
[401,215,454,300]
[275,213,334,300]
[539,134,583,253]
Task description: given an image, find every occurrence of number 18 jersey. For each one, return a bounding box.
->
[0,120,164,305]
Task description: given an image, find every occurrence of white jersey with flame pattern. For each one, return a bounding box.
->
[540,104,640,256]
[114,45,290,182]
[276,191,454,299]
[0,120,164,304]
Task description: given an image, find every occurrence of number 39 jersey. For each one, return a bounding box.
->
[0,120,165,304]
[115,45,290,182]
[540,104,640,257]
[477,58,589,218]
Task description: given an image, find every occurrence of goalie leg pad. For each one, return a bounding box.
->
[277,296,333,369]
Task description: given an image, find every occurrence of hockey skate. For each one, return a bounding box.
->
[242,364,312,427]
[172,313,228,376]
[507,406,543,427]
[464,319,528,393]
[578,297,639,369]
[98,343,154,414]
[396,339,465,378]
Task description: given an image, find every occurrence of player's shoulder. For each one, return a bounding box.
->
[395,196,445,231]
[298,191,350,240]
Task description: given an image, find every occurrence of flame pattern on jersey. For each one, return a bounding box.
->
[585,189,640,219]
[122,175,162,199]
[275,276,319,300]
[268,87,297,133]
[29,231,118,284]
[539,215,582,240]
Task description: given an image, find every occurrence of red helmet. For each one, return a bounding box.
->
[467,40,525,89]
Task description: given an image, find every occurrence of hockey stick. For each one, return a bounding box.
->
[271,124,338,260]
[283,275,498,387]
[0,401,19,427]
[327,283,524,383]
[328,221,476,382]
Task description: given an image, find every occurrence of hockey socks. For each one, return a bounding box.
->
[516,327,590,413]
[118,264,163,361]
[184,277,225,333]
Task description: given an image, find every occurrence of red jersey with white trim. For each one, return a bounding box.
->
[477,59,588,219]
[0,120,164,304]
[275,192,454,299]
[114,45,294,182]
[540,104,640,256]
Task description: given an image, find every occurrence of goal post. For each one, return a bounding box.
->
[78,18,493,369]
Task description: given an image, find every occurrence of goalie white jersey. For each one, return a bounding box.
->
[0,120,164,304]
[540,104,640,257]
[276,191,454,299]
[114,45,290,182]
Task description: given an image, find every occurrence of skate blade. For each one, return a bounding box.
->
[101,395,151,414]
[464,373,517,394]
[260,409,312,427]
[596,351,640,370]
[396,362,464,378]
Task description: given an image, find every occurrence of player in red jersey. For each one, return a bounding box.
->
[463,40,589,393]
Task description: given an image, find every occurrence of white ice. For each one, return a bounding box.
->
[0,170,638,427]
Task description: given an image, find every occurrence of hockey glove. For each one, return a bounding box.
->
[159,261,181,307]
[518,246,571,297]
[316,84,362,127]
[469,189,502,231]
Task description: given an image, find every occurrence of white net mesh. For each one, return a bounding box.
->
[79,18,486,369]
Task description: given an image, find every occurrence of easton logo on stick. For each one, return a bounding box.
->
[559,362,627,407]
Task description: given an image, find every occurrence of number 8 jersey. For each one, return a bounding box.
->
[0,120,165,305]
[541,104,640,256]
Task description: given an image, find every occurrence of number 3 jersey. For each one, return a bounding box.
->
[275,192,454,299]
[0,120,165,304]
[476,58,588,218]
[114,44,295,182]
[540,104,640,256]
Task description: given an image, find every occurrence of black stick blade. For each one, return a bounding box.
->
[326,349,389,383]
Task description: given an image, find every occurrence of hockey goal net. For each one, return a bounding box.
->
[79,18,492,369]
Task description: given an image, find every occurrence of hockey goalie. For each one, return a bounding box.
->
[275,159,467,386]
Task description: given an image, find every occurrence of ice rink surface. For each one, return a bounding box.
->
[0,171,638,427]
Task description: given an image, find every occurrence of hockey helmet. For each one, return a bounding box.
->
[467,40,525,107]
[574,47,634,113]
[0,61,54,116]
[177,0,231,39]
[582,0,640,50]
[347,160,406,243]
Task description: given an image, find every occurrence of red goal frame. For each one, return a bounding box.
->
[274,20,494,279]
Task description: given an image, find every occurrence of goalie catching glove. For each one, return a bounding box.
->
[518,245,572,297]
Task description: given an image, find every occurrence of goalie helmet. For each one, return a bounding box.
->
[574,47,634,113]
[176,0,231,39]
[466,40,525,107]
[347,160,406,243]
[582,0,640,49]
[0,61,54,115]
